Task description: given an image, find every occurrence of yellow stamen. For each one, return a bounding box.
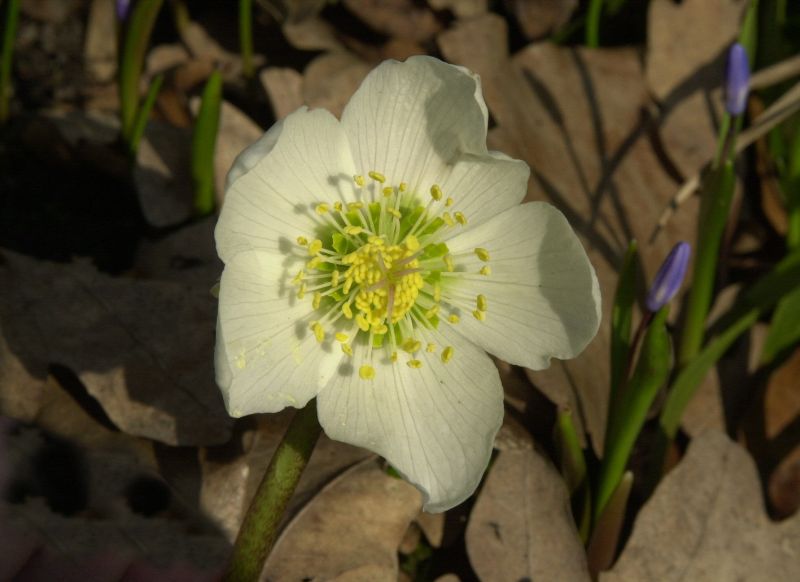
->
[441,346,454,363]
[368,171,386,183]
[445,197,454,207]
[382,186,394,197]
[344,225,364,235]
[331,270,340,287]
[444,255,455,272]
[407,359,423,369]
[473,309,486,321]
[443,212,455,227]
[308,239,323,256]
[359,364,375,380]
[335,332,349,342]
[402,339,421,353]
[425,305,439,318]
[356,314,370,332]
[426,343,436,353]
[475,247,490,261]
[480,266,492,276]
[334,201,343,212]
[342,302,353,319]
[342,343,353,356]
[448,314,460,324]
[312,322,325,343]
[433,284,441,303]
[298,283,307,299]
[348,202,364,210]
[316,203,330,215]
[307,257,322,269]
[354,175,365,187]
[291,270,304,285]
[391,351,398,362]
[454,211,467,225]
[430,184,443,201]
[477,294,487,312]
[313,292,322,310]
[399,182,408,192]
[387,208,402,219]
[296,236,308,246]
[405,234,420,251]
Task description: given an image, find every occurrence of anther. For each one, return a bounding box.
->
[331,270,340,287]
[335,332,349,342]
[441,346,454,363]
[474,248,490,261]
[308,239,323,256]
[354,175,365,187]
[477,294,487,311]
[291,270,304,285]
[425,305,439,318]
[445,197,454,207]
[359,364,376,380]
[473,309,486,321]
[333,201,343,212]
[430,184,443,201]
[356,314,370,332]
[402,339,421,353]
[454,212,467,225]
[298,283,307,299]
[313,292,322,310]
[344,225,364,235]
[342,343,353,356]
[368,171,386,183]
[399,182,408,192]
[296,236,308,246]
[426,343,436,353]
[316,203,330,215]
[444,255,455,272]
[405,234,420,252]
[442,212,455,227]
[433,284,441,303]
[312,322,325,343]
[348,202,364,210]
[480,266,492,276]
[382,186,394,197]
[448,314,460,324]
[387,208,401,219]
[407,359,423,369]
[391,351,398,362]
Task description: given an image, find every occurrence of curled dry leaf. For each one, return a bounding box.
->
[0,250,231,446]
[602,431,800,581]
[264,458,422,581]
[439,14,698,453]
[466,447,590,582]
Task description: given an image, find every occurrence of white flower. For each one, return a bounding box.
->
[214,56,601,512]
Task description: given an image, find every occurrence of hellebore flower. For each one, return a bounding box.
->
[725,42,750,117]
[214,57,601,511]
[646,241,691,312]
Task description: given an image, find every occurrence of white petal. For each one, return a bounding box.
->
[215,250,343,417]
[341,56,489,193]
[445,202,601,370]
[316,326,503,512]
[216,107,358,262]
[439,151,529,235]
[225,117,285,191]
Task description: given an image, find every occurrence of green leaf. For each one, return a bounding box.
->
[127,73,163,155]
[119,0,165,143]
[553,407,591,543]
[761,286,800,366]
[0,0,21,124]
[192,70,223,216]
[678,161,736,367]
[597,306,670,520]
[610,240,638,403]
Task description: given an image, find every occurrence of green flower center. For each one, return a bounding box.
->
[291,171,492,380]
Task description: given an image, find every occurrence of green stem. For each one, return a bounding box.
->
[128,73,163,155]
[0,0,20,124]
[585,0,604,48]
[677,161,736,367]
[225,401,322,582]
[239,0,254,79]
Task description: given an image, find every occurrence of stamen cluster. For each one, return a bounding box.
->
[290,172,493,380]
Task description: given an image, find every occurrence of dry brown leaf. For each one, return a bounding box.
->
[134,121,194,228]
[646,0,748,178]
[135,216,221,286]
[264,458,421,580]
[0,250,231,446]
[505,0,577,40]
[428,0,487,19]
[440,14,698,453]
[466,447,590,581]
[603,431,800,581]
[260,67,305,120]
[283,17,344,52]
[198,413,371,541]
[303,52,372,118]
[83,0,117,84]
[343,0,441,43]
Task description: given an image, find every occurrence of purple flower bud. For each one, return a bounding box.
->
[646,242,691,312]
[725,43,750,116]
[116,0,132,21]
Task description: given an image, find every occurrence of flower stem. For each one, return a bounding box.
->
[224,400,322,582]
